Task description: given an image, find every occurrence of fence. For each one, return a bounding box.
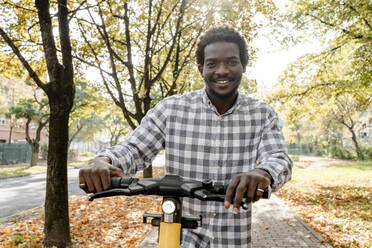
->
[287,143,318,156]
[0,143,32,164]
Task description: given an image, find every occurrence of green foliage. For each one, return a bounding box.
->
[361,147,372,160]
[328,143,354,160]
[270,0,371,160]
[10,234,22,245]
[8,96,49,122]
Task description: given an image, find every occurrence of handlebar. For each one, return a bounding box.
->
[89,175,271,206]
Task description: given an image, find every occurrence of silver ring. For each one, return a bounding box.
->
[257,188,264,193]
[79,183,87,188]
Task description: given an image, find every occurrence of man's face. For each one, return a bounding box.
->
[198,41,244,99]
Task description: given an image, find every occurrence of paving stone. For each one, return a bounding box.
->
[137,195,333,247]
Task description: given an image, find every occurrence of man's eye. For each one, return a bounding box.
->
[206,63,216,68]
[229,60,238,66]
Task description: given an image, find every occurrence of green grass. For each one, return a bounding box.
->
[277,160,372,248]
[0,166,47,177]
[332,160,372,170]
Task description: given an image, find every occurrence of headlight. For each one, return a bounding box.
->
[162,199,176,214]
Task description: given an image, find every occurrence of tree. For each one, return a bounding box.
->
[0,0,75,246]
[72,0,279,177]
[325,95,367,160]
[275,0,371,100]
[4,113,16,144]
[8,96,49,165]
[68,81,104,151]
[270,0,371,158]
[0,76,30,144]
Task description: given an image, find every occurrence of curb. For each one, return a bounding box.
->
[273,196,333,247]
[0,206,43,223]
[293,214,332,247]
[0,173,31,180]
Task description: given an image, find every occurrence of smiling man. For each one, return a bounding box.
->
[79,26,292,247]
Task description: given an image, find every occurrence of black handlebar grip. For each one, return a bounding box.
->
[111,177,137,188]
[111,177,122,188]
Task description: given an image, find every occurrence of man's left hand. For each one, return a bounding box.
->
[224,169,272,214]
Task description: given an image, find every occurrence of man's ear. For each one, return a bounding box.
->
[198,64,203,74]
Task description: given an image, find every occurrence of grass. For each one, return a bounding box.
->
[277,160,372,248]
[0,165,46,177]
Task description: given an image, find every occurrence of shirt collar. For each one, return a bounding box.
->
[201,87,242,116]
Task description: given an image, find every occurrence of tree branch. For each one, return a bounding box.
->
[0,27,47,91]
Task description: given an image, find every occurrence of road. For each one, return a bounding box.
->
[0,168,84,219]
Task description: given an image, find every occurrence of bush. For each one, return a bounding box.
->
[361,147,372,160]
[329,144,355,160]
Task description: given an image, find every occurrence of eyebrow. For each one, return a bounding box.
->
[205,56,239,61]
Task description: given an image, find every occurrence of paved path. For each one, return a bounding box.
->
[0,168,84,219]
[138,195,332,248]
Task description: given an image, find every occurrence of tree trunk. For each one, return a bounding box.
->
[43,102,71,247]
[30,143,39,167]
[349,127,364,160]
[143,164,153,178]
[8,126,13,144]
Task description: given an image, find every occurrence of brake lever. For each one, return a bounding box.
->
[89,188,132,201]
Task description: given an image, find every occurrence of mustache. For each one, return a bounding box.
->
[213,78,233,81]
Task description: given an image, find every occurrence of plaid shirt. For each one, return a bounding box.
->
[98,88,292,248]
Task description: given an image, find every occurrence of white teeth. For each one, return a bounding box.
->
[216,80,228,84]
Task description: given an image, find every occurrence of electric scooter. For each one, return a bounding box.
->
[89,174,271,248]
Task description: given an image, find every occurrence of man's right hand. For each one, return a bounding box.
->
[79,157,125,193]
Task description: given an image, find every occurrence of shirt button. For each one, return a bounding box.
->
[211,236,215,240]
[216,140,221,145]
[212,212,216,217]
[218,116,223,120]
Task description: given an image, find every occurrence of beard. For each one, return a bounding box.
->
[205,76,242,100]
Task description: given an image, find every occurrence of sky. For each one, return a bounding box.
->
[248,1,324,95]
[249,37,324,95]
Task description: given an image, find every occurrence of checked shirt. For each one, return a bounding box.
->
[97,88,292,248]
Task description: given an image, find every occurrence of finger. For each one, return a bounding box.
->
[225,177,239,209]
[91,173,104,192]
[233,182,247,214]
[100,168,111,190]
[84,173,96,193]
[245,180,256,205]
[254,182,265,202]
[78,170,88,193]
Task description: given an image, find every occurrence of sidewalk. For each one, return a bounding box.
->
[138,195,332,248]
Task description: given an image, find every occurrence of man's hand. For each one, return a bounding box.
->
[79,157,124,193]
[224,169,271,214]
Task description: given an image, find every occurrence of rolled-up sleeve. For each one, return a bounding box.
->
[96,100,168,175]
[256,107,292,192]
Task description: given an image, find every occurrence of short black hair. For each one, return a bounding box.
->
[196,25,249,69]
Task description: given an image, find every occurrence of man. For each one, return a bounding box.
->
[79,26,292,247]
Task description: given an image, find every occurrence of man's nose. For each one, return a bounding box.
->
[216,63,229,75]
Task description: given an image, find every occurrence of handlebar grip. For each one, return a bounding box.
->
[111,177,138,188]
[111,177,122,188]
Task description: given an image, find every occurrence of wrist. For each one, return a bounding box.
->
[256,168,273,185]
